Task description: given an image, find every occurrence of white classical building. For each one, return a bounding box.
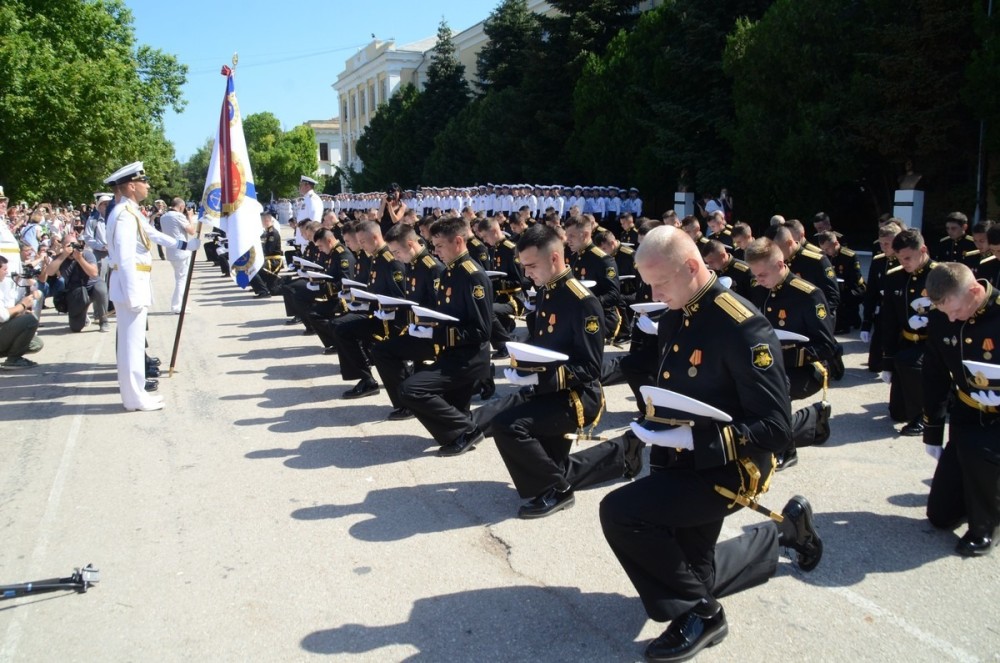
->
[331,0,663,185]
[304,118,342,179]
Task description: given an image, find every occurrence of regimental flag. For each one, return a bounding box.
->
[199,65,263,288]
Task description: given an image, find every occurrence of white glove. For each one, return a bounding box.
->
[971,390,1000,407]
[859,331,871,344]
[629,421,694,450]
[925,445,943,461]
[347,301,369,312]
[408,324,433,339]
[907,315,928,330]
[523,298,536,312]
[373,309,395,321]
[636,315,659,336]
[503,367,539,386]
[910,296,932,312]
[306,283,320,291]
[718,276,733,289]
[177,237,201,252]
[880,371,892,384]
[338,291,351,303]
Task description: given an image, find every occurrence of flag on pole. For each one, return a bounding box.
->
[199,64,263,288]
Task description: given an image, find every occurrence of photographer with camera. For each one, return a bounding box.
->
[43,231,109,333]
[159,198,197,313]
[377,183,407,236]
[0,254,43,369]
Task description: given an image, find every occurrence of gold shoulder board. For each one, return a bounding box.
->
[886,264,905,275]
[619,245,635,255]
[732,261,749,272]
[382,251,394,262]
[841,247,856,257]
[462,260,478,274]
[873,253,885,261]
[502,239,516,250]
[422,255,436,268]
[801,249,824,260]
[589,246,609,258]
[790,277,817,293]
[714,292,753,323]
[566,278,590,300]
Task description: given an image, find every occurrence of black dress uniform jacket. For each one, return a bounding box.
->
[718,255,753,300]
[933,235,976,263]
[787,244,840,314]
[570,243,624,337]
[406,249,444,307]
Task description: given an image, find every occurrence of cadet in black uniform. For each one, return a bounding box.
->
[299,227,356,349]
[618,212,639,246]
[599,226,822,663]
[700,239,753,299]
[766,224,841,318]
[395,216,494,455]
[368,223,445,420]
[881,228,939,434]
[327,220,406,399]
[476,217,528,358]
[923,263,1000,556]
[278,221,322,326]
[596,228,639,343]
[705,211,734,247]
[932,212,976,263]
[472,224,606,518]
[249,210,283,297]
[817,231,866,333]
[860,222,903,372]
[978,225,1000,286]
[565,215,623,340]
[746,239,836,469]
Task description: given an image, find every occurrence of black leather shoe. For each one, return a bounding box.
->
[644,607,728,662]
[492,347,509,359]
[518,488,575,519]
[323,346,337,355]
[285,316,301,325]
[956,530,998,557]
[144,379,159,392]
[343,379,379,400]
[900,420,925,436]
[146,366,161,379]
[479,377,496,400]
[813,401,832,445]
[255,290,272,298]
[780,495,823,571]
[146,356,161,367]
[387,407,414,421]
[623,431,645,479]
[776,448,798,471]
[439,427,484,457]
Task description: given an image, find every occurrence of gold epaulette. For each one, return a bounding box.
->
[335,245,346,254]
[714,292,753,323]
[938,236,951,243]
[804,242,822,253]
[731,261,749,272]
[566,278,590,300]
[873,253,886,261]
[462,259,479,274]
[790,277,817,293]
[422,254,437,268]
[964,249,982,259]
[801,248,824,260]
[841,247,856,257]
[981,255,997,265]
[381,250,395,262]
[964,235,974,242]
[619,244,635,255]
[502,239,517,250]
[887,264,905,275]
[589,245,609,258]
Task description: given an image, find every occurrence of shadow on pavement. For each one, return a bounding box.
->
[291,480,521,540]
[300,586,643,661]
[234,403,381,433]
[246,434,438,469]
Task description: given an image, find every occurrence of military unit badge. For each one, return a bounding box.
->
[816,304,827,319]
[585,316,600,334]
[751,343,774,370]
[472,284,486,299]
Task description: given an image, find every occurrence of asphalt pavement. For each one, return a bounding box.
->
[1,246,998,662]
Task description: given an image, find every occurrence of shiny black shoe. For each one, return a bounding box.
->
[144,379,159,392]
[255,290,272,298]
[644,607,728,662]
[342,379,379,400]
[813,401,832,445]
[775,448,798,471]
[518,488,575,519]
[780,495,823,571]
[956,530,998,557]
[439,427,484,457]
[479,377,496,400]
[146,365,161,379]
[285,316,301,325]
[900,419,925,436]
[387,407,414,422]
[492,347,509,359]
[146,355,161,367]
[623,431,645,479]
[322,346,338,355]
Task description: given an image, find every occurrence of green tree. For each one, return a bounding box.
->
[355,83,424,190]
[241,112,318,199]
[419,19,471,182]
[183,138,214,202]
[476,0,541,94]
[0,0,187,202]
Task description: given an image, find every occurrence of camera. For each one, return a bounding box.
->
[70,241,85,251]
[20,264,40,279]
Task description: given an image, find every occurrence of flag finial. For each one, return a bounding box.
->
[232,52,239,68]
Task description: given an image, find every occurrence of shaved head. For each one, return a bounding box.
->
[635,226,713,309]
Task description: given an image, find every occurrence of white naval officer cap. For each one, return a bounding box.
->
[505,341,569,367]
[963,360,1000,390]
[96,194,113,204]
[638,385,732,432]
[300,175,317,185]
[105,161,148,186]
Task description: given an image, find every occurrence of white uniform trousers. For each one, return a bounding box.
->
[168,254,190,313]
[115,304,159,410]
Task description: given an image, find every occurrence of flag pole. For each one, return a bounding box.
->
[168,53,239,378]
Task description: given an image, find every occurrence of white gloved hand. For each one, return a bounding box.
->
[910,296,932,312]
[347,301,370,312]
[629,421,694,450]
[408,324,433,339]
[503,367,539,386]
[177,237,201,252]
[859,330,871,344]
[719,276,733,289]
[338,291,351,303]
[636,315,659,336]
[373,309,395,321]
[523,298,536,312]
[907,315,928,330]
[971,390,1000,407]
[306,283,320,291]
[925,444,943,461]
[880,370,892,384]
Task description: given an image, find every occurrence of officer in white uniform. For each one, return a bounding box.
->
[296,176,323,248]
[106,162,200,412]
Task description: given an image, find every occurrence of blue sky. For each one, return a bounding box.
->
[128,0,501,161]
